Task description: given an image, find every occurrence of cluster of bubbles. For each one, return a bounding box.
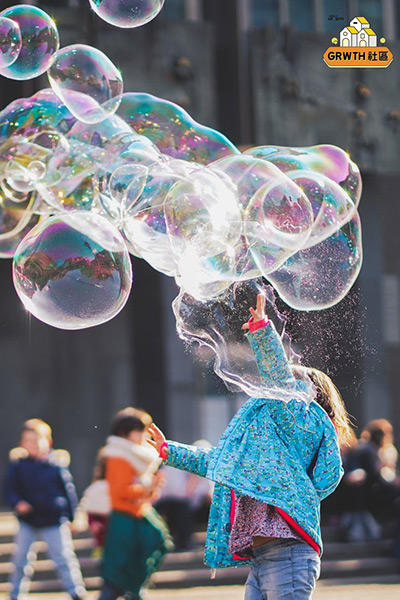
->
[0,88,362,324]
[0,3,363,395]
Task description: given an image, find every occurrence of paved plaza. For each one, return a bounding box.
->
[1,579,400,600]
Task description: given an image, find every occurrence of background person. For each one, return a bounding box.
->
[98,407,172,600]
[3,418,86,600]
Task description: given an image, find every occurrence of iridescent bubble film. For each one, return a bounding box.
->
[245,144,362,208]
[0,16,21,68]
[117,93,240,164]
[0,5,59,80]
[48,45,123,124]
[13,212,132,329]
[89,0,165,28]
[0,89,362,349]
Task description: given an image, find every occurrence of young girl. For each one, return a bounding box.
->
[98,407,172,600]
[148,294,352,600]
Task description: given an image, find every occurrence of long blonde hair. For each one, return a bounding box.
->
[293,365,354,446]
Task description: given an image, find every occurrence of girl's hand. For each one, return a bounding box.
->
[148,423,166,455]
[242,293,267,330]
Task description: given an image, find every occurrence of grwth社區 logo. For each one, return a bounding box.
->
[323,16,393,68]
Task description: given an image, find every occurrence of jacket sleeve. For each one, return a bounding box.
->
[59,467,79,521]
[246,322,296,391]
[309,427,344,500]
[166,441,215,478]
[3,462,23,509]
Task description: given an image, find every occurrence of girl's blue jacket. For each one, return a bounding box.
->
[166,322,343,568]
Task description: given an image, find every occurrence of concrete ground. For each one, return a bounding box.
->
[1,579,400,600]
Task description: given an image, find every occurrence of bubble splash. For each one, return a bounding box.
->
[0,89,362,392]
[173,279,311,402]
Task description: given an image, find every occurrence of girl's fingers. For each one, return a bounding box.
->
[257,293,265,313]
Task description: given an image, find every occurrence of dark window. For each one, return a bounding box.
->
[288,0,315,31]
[251,0,280,29]
[323,0,348,33]
[163,0,186,20]
[355,0,383,38]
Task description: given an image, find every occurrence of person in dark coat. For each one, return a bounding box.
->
[4,418,86,600]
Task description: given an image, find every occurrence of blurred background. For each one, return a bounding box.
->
[0,0,399,497]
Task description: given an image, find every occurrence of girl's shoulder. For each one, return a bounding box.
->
[281,397,335,435]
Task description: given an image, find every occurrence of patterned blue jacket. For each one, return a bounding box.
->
[166,322,343,568]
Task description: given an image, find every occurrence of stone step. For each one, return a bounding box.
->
[0,550,398,591]
[0,553,399,593]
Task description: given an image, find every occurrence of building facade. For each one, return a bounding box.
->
[0,0,399,491]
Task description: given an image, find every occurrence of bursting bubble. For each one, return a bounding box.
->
[88,0,165,29]
[13,212,132,329]
[266,213,362,311]
[0,16,21,68]
[0,5,59,80]
[48,45,123,124]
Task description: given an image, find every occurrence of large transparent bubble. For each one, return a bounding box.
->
[266,212,362,310]
[173,279,310,400]
[89,0,165,28]
[117,93,240,164]
[13,212,132,329]
[0,5,59,80]
[0,16,21,68]
[48,45,123,124]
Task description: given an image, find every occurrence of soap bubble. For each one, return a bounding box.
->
[36,139,106,212]
[89,0,165,28]
[266,212,362,311]
[164,167,241,257]
[0,5,59,80]
[245,144,362,207]
[244,178,313,276]
[48,45,123,124]
[122,160,184,273]
[13,212,132,329]
[208,154,314,278]
[286,170,356,248]
[0,16,21,68]
[117,93,240,164]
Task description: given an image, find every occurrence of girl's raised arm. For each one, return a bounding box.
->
[244,294,296,391]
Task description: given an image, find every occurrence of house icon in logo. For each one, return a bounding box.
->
[340,16,377,47]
